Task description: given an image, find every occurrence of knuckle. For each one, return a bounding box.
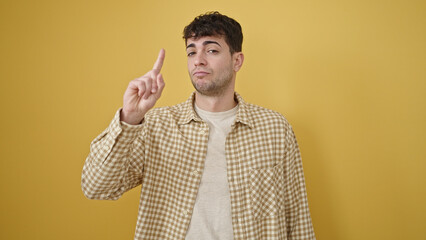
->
[137,75,150,81]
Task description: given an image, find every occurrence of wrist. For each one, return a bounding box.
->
[120,109,145,125]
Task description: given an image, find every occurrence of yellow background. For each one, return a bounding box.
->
[1,0,425,239]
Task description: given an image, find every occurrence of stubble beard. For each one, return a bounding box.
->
[190,66,234,97]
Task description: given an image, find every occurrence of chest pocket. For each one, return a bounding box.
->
[248,162,284,220]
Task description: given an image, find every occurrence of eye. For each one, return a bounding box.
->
[187,52,195,57]
[208,49,219,54]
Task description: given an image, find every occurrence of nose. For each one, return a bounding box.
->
[194,52,207,66]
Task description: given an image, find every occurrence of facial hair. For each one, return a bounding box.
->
[190,64,234,97]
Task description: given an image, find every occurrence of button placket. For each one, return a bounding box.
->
[182,209,190,217]
[191,170,199,176]
[199,128,209,136]
[198,122,209,136]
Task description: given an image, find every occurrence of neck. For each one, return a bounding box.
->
[194,87,237,112]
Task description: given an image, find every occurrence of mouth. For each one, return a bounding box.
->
[193,71,210,77]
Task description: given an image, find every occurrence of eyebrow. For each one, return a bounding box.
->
[186,40,222,49]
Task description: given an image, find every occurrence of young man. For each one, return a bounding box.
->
[82,12,315,240]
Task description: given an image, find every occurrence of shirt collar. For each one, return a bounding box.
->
[177,91,254,128]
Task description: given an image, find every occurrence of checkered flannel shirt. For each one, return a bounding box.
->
[81,92,315,240]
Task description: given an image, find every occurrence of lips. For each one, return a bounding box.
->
[193,70,210,77]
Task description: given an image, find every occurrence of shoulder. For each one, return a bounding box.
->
[241,101,299,147]
[143,100,189,124]
[244,101,291,130]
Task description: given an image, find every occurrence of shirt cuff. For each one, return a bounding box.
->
[108,108,144,143]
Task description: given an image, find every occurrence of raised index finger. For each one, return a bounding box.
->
[153,48,165,71]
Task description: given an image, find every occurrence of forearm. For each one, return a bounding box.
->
[81,108,145,200]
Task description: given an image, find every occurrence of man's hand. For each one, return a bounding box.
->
[121,49,166,125]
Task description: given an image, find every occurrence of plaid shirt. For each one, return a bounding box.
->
[82,92,315,240]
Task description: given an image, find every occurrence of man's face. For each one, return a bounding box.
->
[186,35,236,96]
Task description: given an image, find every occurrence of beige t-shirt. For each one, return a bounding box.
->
[185,103,238,240]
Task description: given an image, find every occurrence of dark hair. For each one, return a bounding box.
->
[183,11,243,54]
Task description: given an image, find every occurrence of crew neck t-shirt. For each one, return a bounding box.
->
[185,103,239,240]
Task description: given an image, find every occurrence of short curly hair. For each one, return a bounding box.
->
[183,11,243,54]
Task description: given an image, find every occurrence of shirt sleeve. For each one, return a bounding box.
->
[81,108,146,200]
[284,126,316,239]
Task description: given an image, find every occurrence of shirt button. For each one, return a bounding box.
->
[192,170,199,176]
[199,130,206,135]
[103,145,111,151]
[183,209,190,217]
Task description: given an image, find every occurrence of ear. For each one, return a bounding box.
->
[233,52,244,72]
